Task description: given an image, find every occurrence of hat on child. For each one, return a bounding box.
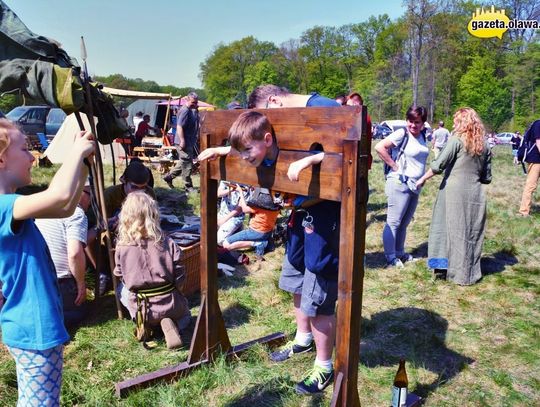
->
[123,160,150,185]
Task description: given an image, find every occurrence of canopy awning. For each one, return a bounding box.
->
[157,97,215,109]
[101,87,179,99]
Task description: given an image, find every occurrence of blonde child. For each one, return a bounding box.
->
[0,119,94,406]
[114,191,190,349]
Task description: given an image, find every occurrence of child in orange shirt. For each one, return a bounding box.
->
[222,185,279,259]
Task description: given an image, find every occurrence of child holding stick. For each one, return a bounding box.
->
[0,119,94,406]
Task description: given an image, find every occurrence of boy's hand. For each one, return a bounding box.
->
[287,161,306,182]
[287,153,324,182]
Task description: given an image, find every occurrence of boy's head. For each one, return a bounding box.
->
[228,111,274,167]
[247,85,290,109]
[120,160,151,193]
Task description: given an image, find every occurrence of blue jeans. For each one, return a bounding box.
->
[383,178,420,262]
[224,228,271,255]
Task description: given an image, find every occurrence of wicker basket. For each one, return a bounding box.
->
[180,242,200,296]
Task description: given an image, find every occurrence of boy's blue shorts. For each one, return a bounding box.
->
[279,255,338,317]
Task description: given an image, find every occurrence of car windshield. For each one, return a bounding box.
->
[6,106,28,121]
[47,108,66,124]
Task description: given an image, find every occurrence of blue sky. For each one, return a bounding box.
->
[4,0,406,88]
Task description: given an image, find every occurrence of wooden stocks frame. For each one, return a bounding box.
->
[116,106,370,406]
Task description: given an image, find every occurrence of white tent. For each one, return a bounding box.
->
[125,99,163,127]
[44,113,127,166]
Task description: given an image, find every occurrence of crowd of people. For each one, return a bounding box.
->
[0,82,538,404]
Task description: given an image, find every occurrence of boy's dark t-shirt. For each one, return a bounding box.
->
[284,93,341,278]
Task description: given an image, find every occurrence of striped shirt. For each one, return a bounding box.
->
[35,206,88,279]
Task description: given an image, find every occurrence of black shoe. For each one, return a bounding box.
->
[269,340,314,362]
[434,268,447,280]
[295,366,334,395]
[163,176,174,189]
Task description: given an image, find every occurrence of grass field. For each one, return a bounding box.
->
[0,145,538,406]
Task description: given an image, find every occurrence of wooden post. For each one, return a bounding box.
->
[188,134,232,363]
[331,107,370,406]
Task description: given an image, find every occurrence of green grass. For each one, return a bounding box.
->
[0,145,539,406]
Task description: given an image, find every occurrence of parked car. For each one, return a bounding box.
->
[495,132,514,145]
[6,105,66,137]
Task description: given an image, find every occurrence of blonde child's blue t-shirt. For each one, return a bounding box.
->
[0,194,69,350]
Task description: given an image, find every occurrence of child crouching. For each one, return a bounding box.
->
[114,191,190,349]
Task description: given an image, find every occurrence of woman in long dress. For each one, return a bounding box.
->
[416,108,492,285]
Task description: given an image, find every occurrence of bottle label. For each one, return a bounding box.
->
[391,386,407,407]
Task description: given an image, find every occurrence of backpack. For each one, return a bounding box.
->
[517,124,536,163]
[383,128,427,178]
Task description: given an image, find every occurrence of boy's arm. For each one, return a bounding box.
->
[197,146,231,162]
[13,131,94,220]
[287,152,325,182]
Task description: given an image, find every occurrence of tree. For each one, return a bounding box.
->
[200,37,279,107]
[457,55,511,131]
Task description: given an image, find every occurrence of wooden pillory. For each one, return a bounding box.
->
[116,106,371,406]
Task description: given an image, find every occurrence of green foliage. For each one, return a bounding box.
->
[200,37,279,107]
[0,94,19,114]
[457,56,511,131]
[196,1,538,128]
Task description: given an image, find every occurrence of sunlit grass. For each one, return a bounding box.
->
[0,145,538,406]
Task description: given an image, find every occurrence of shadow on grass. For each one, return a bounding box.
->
[219,265,250,290]
[222,377,301,407]
[481,250,518,276]
[360,307,474,401]
[223,302,253,328]
[365,242,427,268]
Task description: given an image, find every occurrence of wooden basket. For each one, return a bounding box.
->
[180,242,200,296]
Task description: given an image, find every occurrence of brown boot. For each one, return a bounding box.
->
[160,318,183,349]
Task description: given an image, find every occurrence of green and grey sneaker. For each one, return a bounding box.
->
[295,365,334,394]
[269,340,314,362]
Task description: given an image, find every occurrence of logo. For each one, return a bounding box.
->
[468,6,509,39]
[468,5,539,39]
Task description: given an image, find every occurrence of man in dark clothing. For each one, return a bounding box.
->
[518,120,540,216]
[163,92,199,190]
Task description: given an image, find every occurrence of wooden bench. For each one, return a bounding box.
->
[116,106,370,406]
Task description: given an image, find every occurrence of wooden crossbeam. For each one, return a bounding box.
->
[201,107,360,153]
[209,151,343,201]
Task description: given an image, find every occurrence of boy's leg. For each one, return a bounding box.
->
[311,313,336,361]
[222,240,254,251]
[270,256,315,362]
[295,270,338,394]
[8,345,64,406]
[223,228,270,252]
